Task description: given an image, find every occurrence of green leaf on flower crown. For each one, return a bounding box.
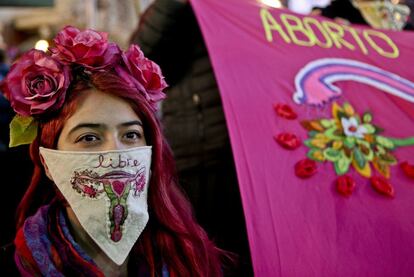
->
[361,124,376,134]
[334,154,351,175]
[323,147,341,161]
[344,137,355,148]
[353,147,366,169]
[307,149,326,162]
[308,131,318,138]
[376,136,395,149]
[363,112,372,123]
[9,115,38,148]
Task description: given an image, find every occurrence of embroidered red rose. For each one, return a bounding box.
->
[116,45,167,108]
[274,103,298,120]
[1,49,71,116]
[50,25,120,70]
[336,175,356,196]
[295,158,317,179]
[275,133,301,150]
[400,161,414,179]
[370,176,394,197]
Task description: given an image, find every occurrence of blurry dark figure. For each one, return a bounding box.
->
[315,0,413,30]
[131,0,253,275]
[0,49,33,275]
[0,49,13,150]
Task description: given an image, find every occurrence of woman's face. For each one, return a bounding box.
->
[57,89,147,151]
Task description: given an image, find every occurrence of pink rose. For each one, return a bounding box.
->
[50,26,120,70]
[116,45,167,108]
[2,49,71,116]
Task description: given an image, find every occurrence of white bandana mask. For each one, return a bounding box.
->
[39,146,152,265]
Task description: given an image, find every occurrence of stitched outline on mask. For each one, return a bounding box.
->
[70,167,147,242]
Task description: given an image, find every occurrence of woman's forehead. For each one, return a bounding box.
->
[64,89,142,128]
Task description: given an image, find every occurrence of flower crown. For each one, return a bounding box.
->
[0,26,167,147]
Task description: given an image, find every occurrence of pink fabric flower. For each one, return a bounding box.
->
[50,26,120,70]
[2,49,71,116]
[116,45,167,108]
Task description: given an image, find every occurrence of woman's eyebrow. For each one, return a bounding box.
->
[118,121,143,127]
[68,123,106,136]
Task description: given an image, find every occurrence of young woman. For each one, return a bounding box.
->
[1,26,223,276]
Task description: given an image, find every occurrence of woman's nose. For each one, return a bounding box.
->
[102,135,126,151]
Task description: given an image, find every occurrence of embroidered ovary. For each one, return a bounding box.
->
[70,167,146,242]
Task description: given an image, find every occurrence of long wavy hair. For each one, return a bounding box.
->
[16,71,223,277]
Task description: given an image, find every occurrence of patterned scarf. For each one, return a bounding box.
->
[14,201,164,276]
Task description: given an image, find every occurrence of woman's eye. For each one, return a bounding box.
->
[76,134,100,143]
[124,131,142,140]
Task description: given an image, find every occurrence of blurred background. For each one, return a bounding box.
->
[1,0,413,61]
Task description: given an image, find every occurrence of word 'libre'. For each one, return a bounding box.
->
[260,9,399,59]
[94,154,141,169]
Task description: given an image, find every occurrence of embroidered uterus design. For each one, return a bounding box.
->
[70,167,146,242]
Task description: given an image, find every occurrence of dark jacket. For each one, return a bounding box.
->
[131,1,253,275]
[131,0,229,171]
[0,243,19,276]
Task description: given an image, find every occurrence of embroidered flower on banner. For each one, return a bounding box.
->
[301,102,414,179]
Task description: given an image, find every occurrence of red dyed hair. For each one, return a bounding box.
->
[16,72,223,276]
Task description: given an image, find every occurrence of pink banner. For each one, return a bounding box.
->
[190,0,414,276]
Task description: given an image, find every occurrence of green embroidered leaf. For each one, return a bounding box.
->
[379,152,398,165]
[304,139,314,149]
[353,147,366,169]
[361,124,375,134]
[343,102,355,116]
[356,139,369,148]
[301,120,324,132]
[376,136,395,149]
[9,115,38,147]
[306,138,328,149]
[363,112,372,123]
[307,149,325,162]
[344,137,355,148]
[320,119,334,128]
[308,131,318,138]
[375,145,386,155]
[356,139,374,161]
[334,155,351,175]
[374,125,384,134]
[323,148,341,161]
[324,127,342,140]
[373,157,390,178]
